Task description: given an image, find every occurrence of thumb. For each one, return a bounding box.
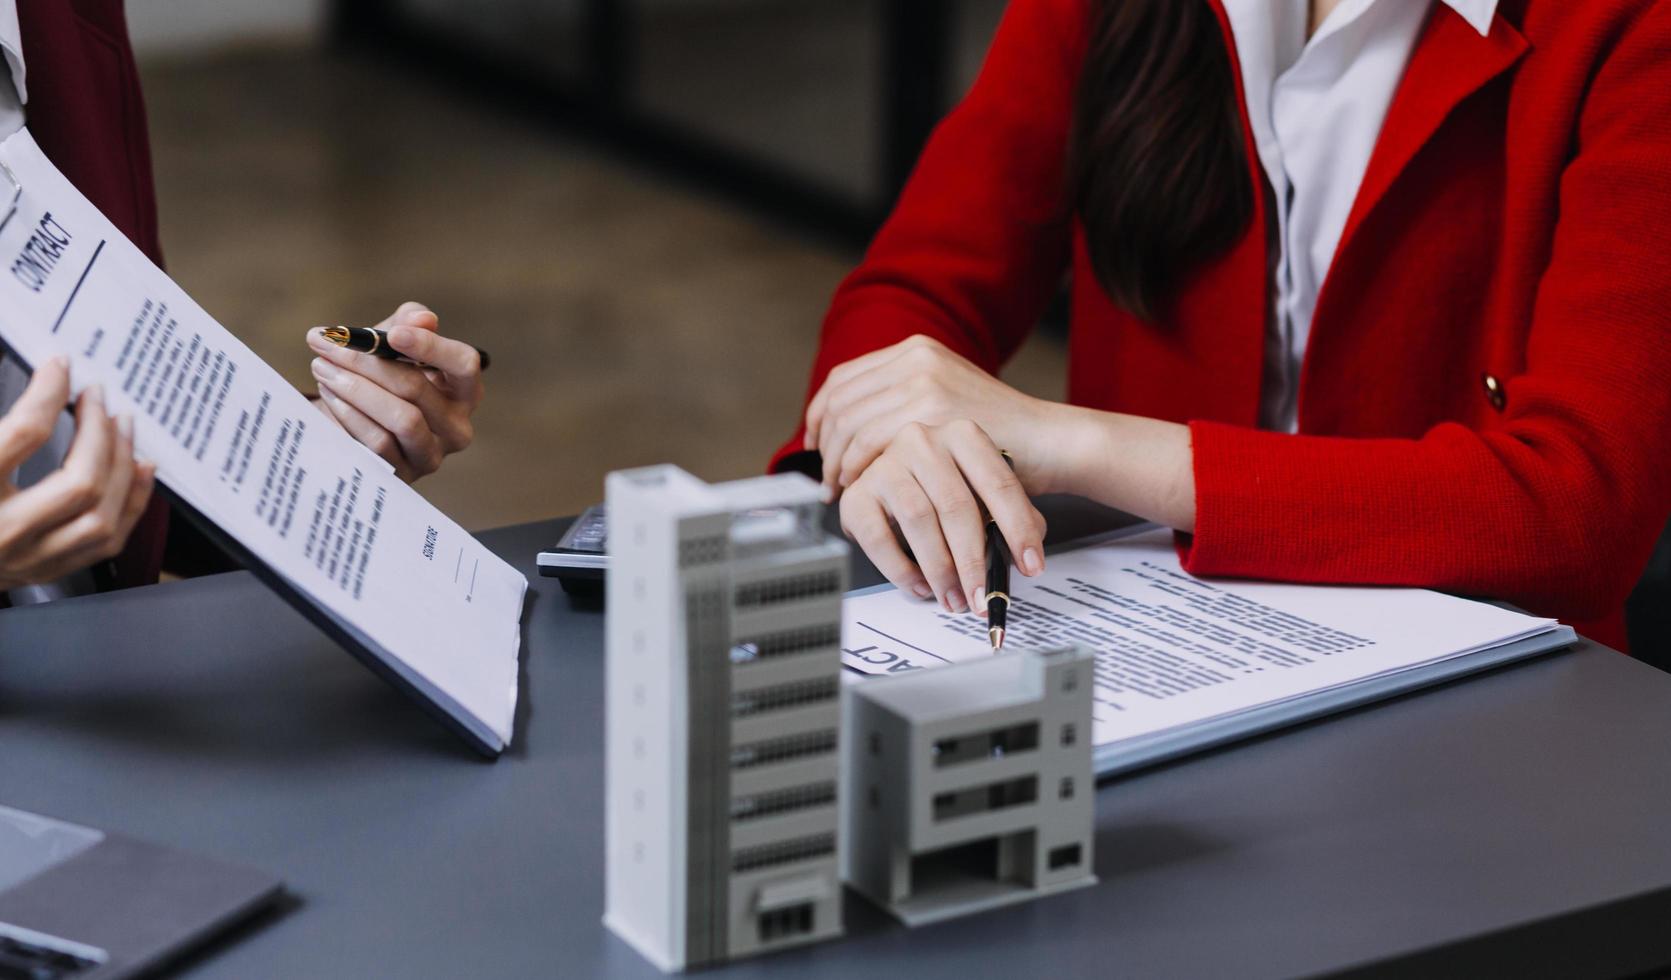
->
[0,356,70,474]
[386,301,438,333]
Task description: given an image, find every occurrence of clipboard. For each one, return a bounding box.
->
[1,156,20,232]
[0,147,521,757]
[843,522,1580,781]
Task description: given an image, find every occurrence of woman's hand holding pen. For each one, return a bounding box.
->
[803,334,1061,496]
[840,405,1199,617]
[838,417,1046,615]
[305,302,484,482]
[818,334,1205,621]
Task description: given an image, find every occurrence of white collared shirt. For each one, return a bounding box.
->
[1221,0,1498,432]
[0,1,94,605]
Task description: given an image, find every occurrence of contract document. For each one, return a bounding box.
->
[843,526,1573,776]
[0,129,524,755]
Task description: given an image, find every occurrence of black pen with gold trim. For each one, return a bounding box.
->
[320,325,492,371]
[986,450,1017,650]
[986,520,1011,650]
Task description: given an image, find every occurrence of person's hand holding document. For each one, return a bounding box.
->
[0,359,155,590]
[0,128,526,753]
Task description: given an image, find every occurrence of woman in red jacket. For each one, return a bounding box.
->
[780,0,1671,651]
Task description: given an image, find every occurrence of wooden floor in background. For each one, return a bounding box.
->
[140,46,1067,532]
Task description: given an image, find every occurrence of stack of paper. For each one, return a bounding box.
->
[842,527,1571,776]
[0,130,526,754]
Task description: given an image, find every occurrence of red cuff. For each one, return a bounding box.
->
[1179,419,1453,586]
[1177,418,1647,645]
[769,447,820,478]
[1177,420,1306,580]
[1179,421,1642,652]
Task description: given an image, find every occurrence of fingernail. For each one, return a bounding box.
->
[306,328,330,350]
[948,591,968,614]
[1023,547,1044,576]
[388,325,414,348]
[818,484,835,505]
[48,355,68,370]
[912,583,933,600]
[117,414,133,440]
[86,383,104,405]
[311,358,339,383]
[973,586,986,609]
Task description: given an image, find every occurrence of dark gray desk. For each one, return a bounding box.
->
[3,500,1670,979]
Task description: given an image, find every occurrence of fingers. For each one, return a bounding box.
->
[944,420,1047,577]
[5,385,117,535]
[387,326,481,398]
[0,402,152,587]
[376,300,435,330]
[31,413,139,563]
[309,337,446,478]
[0,356,70,477]
[306,326,439,403]
[899,425,993,611]
[804,336,930,449]
[46,460,153,579]
[838,418,1045,622]
[873,462,967,613]
[820,384,911,490]
[378,303,484,396]
[115,459,157,543]
[839,487,933,602]
[304,302,479,460]
[305,336,472,452]
[812,356,912,458]
[808,335,969,492]
[312,379,420,482]
[310,392,346,431]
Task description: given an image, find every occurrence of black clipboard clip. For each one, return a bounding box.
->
[0,156,19,235]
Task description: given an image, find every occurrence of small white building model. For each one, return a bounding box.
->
[842,645,1097,926]
[604,465,848,972]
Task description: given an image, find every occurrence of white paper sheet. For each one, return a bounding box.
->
[0,129,525,751]
[842,527,1557,748]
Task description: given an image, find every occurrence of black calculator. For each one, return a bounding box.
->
[537,504,608,593]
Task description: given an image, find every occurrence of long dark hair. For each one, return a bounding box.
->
[1066,0,1254,321]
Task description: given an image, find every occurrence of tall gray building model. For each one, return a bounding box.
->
[604,466,848,971]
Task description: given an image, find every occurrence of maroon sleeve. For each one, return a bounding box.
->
[17,0,175,588]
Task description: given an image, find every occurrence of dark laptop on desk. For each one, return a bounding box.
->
[0,805,281,979]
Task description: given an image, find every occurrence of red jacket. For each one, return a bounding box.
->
[775,0,1671,652]
[17,0,171,590]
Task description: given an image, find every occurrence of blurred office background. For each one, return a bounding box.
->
[129,0,1066,532]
